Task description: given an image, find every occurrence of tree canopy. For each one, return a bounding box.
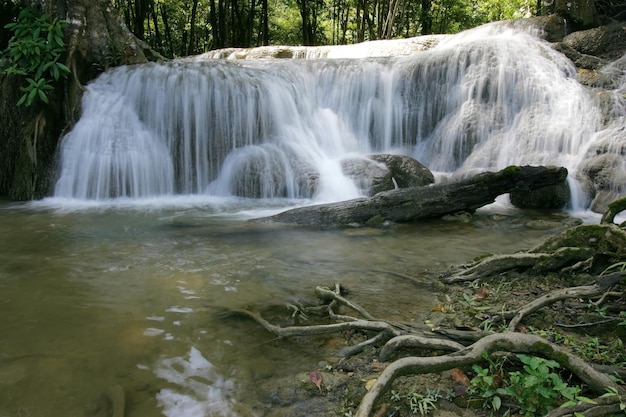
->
[3,0,624,60]
[109,0,539,56]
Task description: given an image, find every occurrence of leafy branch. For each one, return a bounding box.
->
[0,7,70,106]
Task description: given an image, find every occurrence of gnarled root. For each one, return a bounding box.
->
[378,335,465,362]
[441,248,593,284]
[441,224,626,284]
[354,332,623,417]
[229,308,401,340]
[545,394,626,417]
[506,271,625,331]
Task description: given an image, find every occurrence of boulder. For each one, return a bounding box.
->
[340,154,434,196]
[577,126,626,213]
[510,182,570,209]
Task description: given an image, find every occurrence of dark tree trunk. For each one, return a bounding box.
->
[187,0,199,54]
[420,0,432,34]
[0,0,161,200]
[261,0,268,45]
[161,4,174,57]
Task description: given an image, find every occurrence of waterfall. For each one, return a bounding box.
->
[54,24,607,205]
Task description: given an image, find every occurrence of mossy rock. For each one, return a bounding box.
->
[532,224,626,262]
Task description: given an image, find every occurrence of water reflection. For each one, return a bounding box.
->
[0,200,580,416]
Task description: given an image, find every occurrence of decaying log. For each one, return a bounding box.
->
[258,165,568,226]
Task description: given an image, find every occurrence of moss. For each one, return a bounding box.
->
[500,165,522,175]
[365,215,386,227]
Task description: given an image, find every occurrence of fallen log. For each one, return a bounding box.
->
[258,165,568,226]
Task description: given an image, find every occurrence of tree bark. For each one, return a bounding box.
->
[259,166,568,227]
[0,0,162,200]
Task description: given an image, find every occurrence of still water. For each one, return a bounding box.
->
[0,197,582,416]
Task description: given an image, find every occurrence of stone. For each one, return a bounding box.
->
[340,154,434,196]
[510,182,571,209]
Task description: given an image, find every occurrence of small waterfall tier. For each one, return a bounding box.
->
[55,24,615,206]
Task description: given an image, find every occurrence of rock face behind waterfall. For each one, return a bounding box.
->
[552,22,626,213]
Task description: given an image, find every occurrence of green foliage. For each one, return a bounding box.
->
[468,353,593,417]
[467,352,507,411]
[600,387,626,413]
[532,327,626,367]
[0,7,70,106]
[119,0,540,57]
[390,387,441,416]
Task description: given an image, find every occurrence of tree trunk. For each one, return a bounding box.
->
[258,166,569,227]
[0,0,162,200]
[187,0,199,54]
[420,0,432,34]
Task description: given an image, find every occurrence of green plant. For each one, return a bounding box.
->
[391,387,441,416]
[531,328,626,367]
[467,352,507,411]
[335,388,356,417]
[1,7,70,106]
[501,355,588,415]
[468,353,593,417]
[600,386,626,413]
[587,299,608,317]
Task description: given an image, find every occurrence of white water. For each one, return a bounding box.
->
[54,24,610,207]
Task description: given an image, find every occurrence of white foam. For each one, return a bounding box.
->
[166,306,193,313]
[144,328,165,337]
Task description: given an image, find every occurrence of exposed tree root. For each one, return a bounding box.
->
[378,335,465,362]
[440,248,593,283]
[545,394,626,417]
[441,224,626,284]
[354,333,623,417]
[506,271,625,331]
[229,308,401,340]
[226,209,626,417]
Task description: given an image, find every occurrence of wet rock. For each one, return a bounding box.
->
[561,22,626,61]
[341,154,435,196]
[510,182,570,209]
[369,154,435,189]
[577,126,626,213]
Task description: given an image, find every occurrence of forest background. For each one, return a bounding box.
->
[2,0,544,60]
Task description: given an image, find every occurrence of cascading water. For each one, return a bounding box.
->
[54,24,606,207]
